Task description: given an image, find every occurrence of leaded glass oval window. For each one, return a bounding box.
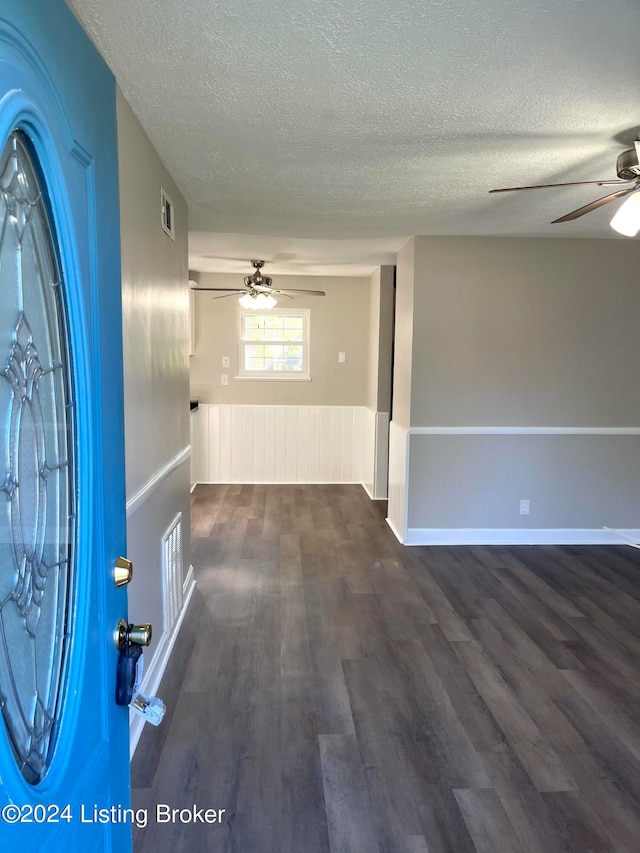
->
[0,130,76,784]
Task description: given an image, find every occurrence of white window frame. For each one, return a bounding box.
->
[236,308,311,381]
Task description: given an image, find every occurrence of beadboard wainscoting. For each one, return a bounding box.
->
[375,413,391,500]
[195,404,389,485]
[362,412,390,501]
[387,420,409,541]
[189,407,198,491]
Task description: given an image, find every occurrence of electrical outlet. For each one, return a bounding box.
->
[222,356,230,368]
[519,499,530,515]
[221,374,229,386]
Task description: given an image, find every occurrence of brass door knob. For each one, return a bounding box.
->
[129,624,152,646]
[114,619,153,650]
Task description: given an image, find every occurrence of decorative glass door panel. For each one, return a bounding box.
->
[0,130,75,785]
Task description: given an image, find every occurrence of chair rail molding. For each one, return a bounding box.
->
[126,445,192,518]
[409,426,640,435]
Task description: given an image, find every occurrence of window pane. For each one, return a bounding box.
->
[264,328,284,341]
[245,357,265,371]
[264,316,283,330]
[245,344,264,358]
[243,317,261,339]
[282,328,303,341]
[265,345,284,359]
[285,346,303,370]
[283,317,303,329]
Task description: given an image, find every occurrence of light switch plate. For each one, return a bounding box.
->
[221,374,229,386]
[338,351,346,363]
[222,356,230,368]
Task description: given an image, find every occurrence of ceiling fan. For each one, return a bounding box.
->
[190,260,326,308]
[489,139,640,232]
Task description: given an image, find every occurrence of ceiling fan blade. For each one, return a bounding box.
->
[209,291,245,299]
[275,289,326,296]
[490,179,630,193]
[250,284,326,296]
[190,287,245,292]
[551,186,638,223]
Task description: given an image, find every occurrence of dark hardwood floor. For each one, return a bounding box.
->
[131,484,640,852]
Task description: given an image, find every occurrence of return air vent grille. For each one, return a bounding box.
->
[161,187,175,241]
[162,512,184,633]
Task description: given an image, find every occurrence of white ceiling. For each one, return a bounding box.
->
[68,0,640,276]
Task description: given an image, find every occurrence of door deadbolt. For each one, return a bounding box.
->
[114,556,133,587]
[114,618,152,651]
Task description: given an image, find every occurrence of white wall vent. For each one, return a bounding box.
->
[161,187,176,241]
[162,512,184,633]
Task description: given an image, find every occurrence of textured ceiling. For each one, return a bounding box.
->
[68,0,640,274]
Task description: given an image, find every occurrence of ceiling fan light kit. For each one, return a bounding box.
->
[490,137,640,236]
[609,192,640,237]
[239,291,278,309]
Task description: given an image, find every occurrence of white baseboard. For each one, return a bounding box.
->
[129,566,197,758]
[196,479,362,485]
[362,482,386,501]
[385,516,405,543]
[403,528,640,546]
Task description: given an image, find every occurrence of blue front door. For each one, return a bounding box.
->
[0,2,131,850]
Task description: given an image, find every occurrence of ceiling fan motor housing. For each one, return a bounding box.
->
[616,148,640,181]
[244,273,273,289]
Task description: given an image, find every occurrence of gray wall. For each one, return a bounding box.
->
[117,88,191,655]
[399,236,640,534]
[408,434,640,529]
[392,239,415,429]
[366,265,394,413]
[409,237,640,427]
[190,273,371,405]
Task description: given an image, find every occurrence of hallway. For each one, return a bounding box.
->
[132,484,640,852]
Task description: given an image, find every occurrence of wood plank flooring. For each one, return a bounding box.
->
[131,484,640,852]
